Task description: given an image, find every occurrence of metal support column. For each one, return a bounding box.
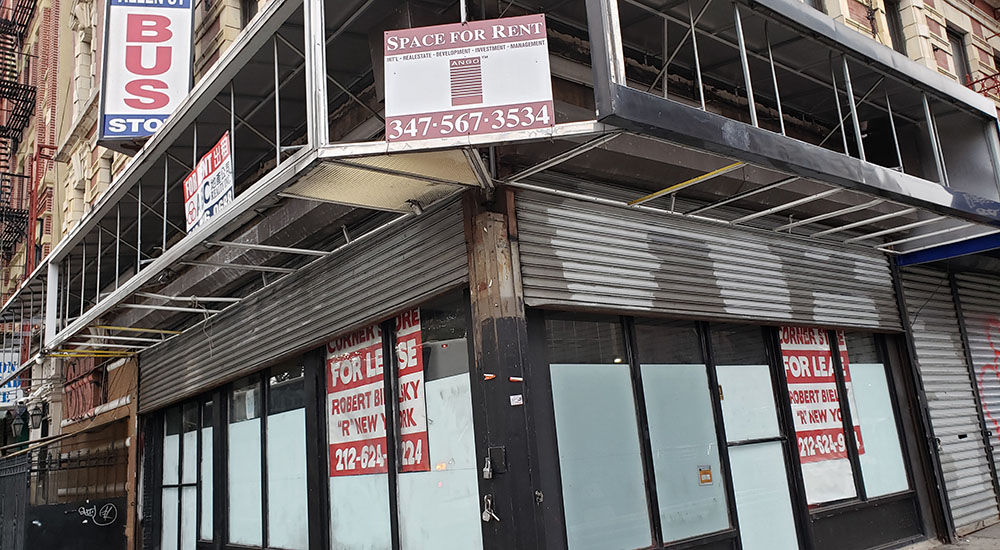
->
[304,0,330,145]
[841,56,866,161]
[96,228,102,304]
[44,261,58,344]
[733,3,757,127]
[115,205,120,290]
[830,60,849,155]
[162,159,168,251]
[137,184,142,272]
[274,36,282,164]
[766,23,785,135]
[922,94,946,185]
[690,2,705,110]
[80,242,86,317]
[885,90,904,171]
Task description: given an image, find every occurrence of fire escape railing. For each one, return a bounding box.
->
[0,0,35,261]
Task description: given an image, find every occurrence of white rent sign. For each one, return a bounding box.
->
[101,0,193,140]
[383,14,554,142]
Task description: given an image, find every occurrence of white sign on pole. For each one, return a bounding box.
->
[100,0,193,140]
[184,132,234,232]
[383,14,554,142]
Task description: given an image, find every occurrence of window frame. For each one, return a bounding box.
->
[529,310,921,550]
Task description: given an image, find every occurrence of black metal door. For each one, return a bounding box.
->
[0,454,29,550]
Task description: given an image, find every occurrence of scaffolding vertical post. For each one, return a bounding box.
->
[115,205,120,290]
[689,2,705,110]
[460,0,467,23]
[766,22,785,135]
[162,158,168,252]
[304,0,329,146]
[61,261,67,329]
[884,89,903,171]
[96,226,102,304]
[922,93,946,185]
[137,184,142,273]
[931,108,950,187]
[45,261,58,344]
[80,241,86,317]
[274,36,282,166]
[662,18,669,98]
[830,60,849,155]
[733,3,757,127]
[230,83,237,151]
[18,302,22,365]
[841,56,866,162]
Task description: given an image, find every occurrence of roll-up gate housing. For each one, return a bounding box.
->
[138,198,468,413]
[902,267,1000,534]
[514,189,901,330]
[955,273,1000,475]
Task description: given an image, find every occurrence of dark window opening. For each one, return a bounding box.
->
[948,29,971,84]
[885,0,907,55]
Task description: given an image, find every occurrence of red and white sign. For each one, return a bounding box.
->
[183,132,233,232]
[101,0,193,140]
[781,326,864,503]
[383,14,554,142]
[327,309,430,477]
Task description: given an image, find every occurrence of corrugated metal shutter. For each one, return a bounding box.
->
[139,198,468,413]
[514,189,900,330]
[901,267,999,534]
[955,273,1000,469]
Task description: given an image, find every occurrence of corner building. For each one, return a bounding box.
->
[11,0,1000,549]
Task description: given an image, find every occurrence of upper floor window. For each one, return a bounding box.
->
[884,0,907,55]
[948,29,971,84]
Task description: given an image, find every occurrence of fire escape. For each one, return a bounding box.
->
[0,0,35,261]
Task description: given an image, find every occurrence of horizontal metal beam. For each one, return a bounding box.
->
[810,207,918,237]
[180,260,296,274]
[120,304,223,314]
[730,188,841,224]
[684,176,798,216]
[78,334,164,343]
[93,325,182,335]
[878,222,975,248]
[207,240,328,256]
[629,161,744,206]
[134,291,244,303]
[879,229,1000,255]
[844,216,946,243]
[504,132,622,183]
[773,198,884,232]
[68,341,146,350]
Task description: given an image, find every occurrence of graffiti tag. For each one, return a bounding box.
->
[77,503,117,527]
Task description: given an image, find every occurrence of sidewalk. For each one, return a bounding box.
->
[906,524,1000,550]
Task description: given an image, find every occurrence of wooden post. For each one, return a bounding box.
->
[465,191,539,550]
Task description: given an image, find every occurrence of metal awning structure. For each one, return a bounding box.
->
[4,0,1000,391]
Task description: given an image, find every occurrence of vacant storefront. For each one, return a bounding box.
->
[516,188,939,550]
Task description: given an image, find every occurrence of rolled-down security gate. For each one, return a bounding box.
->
[902,267,1000,534]
[955,274,1000,488]
[514,189,901,330]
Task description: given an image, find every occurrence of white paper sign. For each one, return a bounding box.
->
[383,14,554,142]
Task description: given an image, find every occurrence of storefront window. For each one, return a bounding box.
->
[200,401,213,541]
[327,321,392,550]
[713,324,799,550]
[635,320,730,542]
[267,365,308,549]
[160,400,210,550]
[228,377,263,546]
[779,326,858,505]
[546,316,652,550]
[845,332,909,498]
[397,297,483,550]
